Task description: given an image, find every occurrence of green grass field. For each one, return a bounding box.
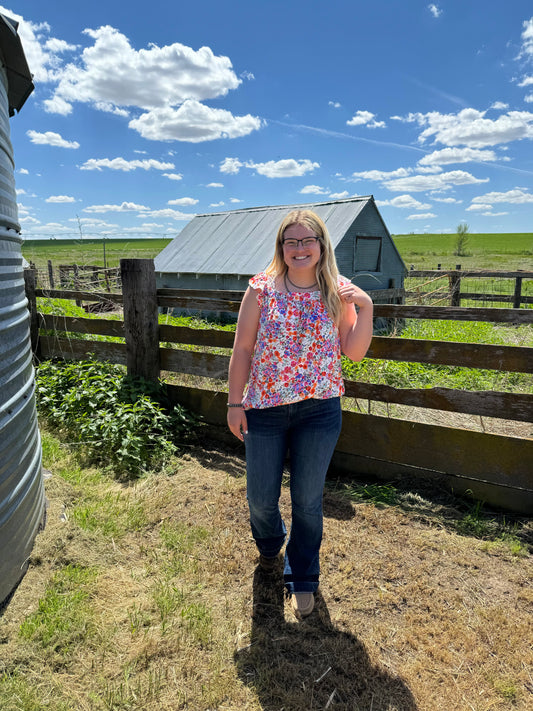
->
[22,238,172,270]
[392,232,533,270]
[22,233,533,272]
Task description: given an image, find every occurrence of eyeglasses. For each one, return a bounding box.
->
[282,236,320,249]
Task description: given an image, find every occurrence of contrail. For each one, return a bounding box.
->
[264,118,429,154]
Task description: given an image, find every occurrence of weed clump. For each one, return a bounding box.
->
[36,358,198,477]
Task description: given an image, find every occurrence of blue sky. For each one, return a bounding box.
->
[3,0,533,240]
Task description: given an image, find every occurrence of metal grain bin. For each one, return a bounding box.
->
[0,14,43,608]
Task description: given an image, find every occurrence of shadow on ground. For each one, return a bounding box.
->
[234,565,418,711]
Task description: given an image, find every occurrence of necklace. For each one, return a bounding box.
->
[284,272,318,292]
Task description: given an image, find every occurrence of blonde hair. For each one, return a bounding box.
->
[265,209,343,324]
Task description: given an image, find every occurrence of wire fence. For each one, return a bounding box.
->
[29,261,122,293]
[404,269,533,308]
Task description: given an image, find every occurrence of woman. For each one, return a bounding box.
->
[227,209,373,619]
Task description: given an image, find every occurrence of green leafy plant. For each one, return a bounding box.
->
[36,358,198,477]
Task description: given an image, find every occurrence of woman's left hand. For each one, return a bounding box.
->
[338,282,373,309]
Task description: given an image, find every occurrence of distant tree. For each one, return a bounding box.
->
[454,222,470,257]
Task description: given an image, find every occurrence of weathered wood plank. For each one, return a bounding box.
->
[39,336,127,364]
[367,336,533,373]
[373,304,533,324]
[343,381,533,422]
[336,411,532,488]
[40,314,125,338]
[159,324,235,347]
[157,288,245,300]
[164,383,533,514]
[121,259,159,381]
[159,348,230,379]
[157,295,242,312]
[35,288,123,303]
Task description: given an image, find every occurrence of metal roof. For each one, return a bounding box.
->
[155,196,376,275]
[0,14,34,116]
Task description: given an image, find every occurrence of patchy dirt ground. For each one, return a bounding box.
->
[1,441,532,711]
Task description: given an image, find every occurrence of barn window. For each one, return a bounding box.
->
[354,236,382,272]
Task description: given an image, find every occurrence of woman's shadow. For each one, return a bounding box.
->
[234,564,418,711]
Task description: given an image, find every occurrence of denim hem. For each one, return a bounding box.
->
[284,580,319,594]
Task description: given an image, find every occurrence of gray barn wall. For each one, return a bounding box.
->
[0,59,45,607]
[335,202,405,296]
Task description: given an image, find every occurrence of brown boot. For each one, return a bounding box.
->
[290,592,314,620]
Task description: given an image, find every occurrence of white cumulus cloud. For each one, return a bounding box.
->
[80,157,175,171]
[378,194,432,210]
[347,110,386,129]
[246,159,319,178]
[220,157,320,179]
[471,188,533,204]
[129,100,262,142]
[83,202,150,213]
[144,208,195,221]
[428,4,442,19]
[418,147,506,167]
[300,185,328,194]
[409,108,533,148]
[47,25,242,112]
[352,168,410,181]
[168,197,199,206]
[27,130,79,148]
[46,195,76,203]
[220,157,244,174]
[384,170,489,192]
[407,212,437,219]
[519,17,533,60]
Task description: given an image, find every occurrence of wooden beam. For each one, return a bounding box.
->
[35,288,123,304]
[367,336,533,373]
[159,348,229,379]
[343,381,533,422]
[157,295,241,312]
[159,324,235,347]
[373,304,533,324]
[39,336,127,365]
[121,259,160,381]
[40,314,125,338]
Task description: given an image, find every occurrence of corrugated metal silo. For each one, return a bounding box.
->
[0,13,44,608]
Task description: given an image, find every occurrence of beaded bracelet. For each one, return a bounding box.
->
[227,403,244,408]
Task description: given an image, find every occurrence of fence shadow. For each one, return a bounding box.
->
[234,566,418,711]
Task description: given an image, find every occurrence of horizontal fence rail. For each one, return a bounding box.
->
[27,260,533,514]
[406,269,533,308]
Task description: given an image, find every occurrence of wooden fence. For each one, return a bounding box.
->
[25,259,533,515]
[405,269,533,308]
[28,260,121,293]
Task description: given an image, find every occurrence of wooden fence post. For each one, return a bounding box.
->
[449,271,461,307]
[47,260,54,289]
[23,267,40,359]
[121,258,160,381]
[513,276,523,309]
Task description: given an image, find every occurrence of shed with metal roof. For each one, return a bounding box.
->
[154,196,406,300]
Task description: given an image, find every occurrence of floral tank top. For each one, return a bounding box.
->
[242,272,349,409]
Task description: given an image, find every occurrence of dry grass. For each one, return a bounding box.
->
[1,431,532,711]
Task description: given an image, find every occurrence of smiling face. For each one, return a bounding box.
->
[281,222,322,275]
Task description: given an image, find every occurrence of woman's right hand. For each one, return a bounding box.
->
[227,407,248,442]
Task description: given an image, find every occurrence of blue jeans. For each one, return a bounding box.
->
[244,397,342,594]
